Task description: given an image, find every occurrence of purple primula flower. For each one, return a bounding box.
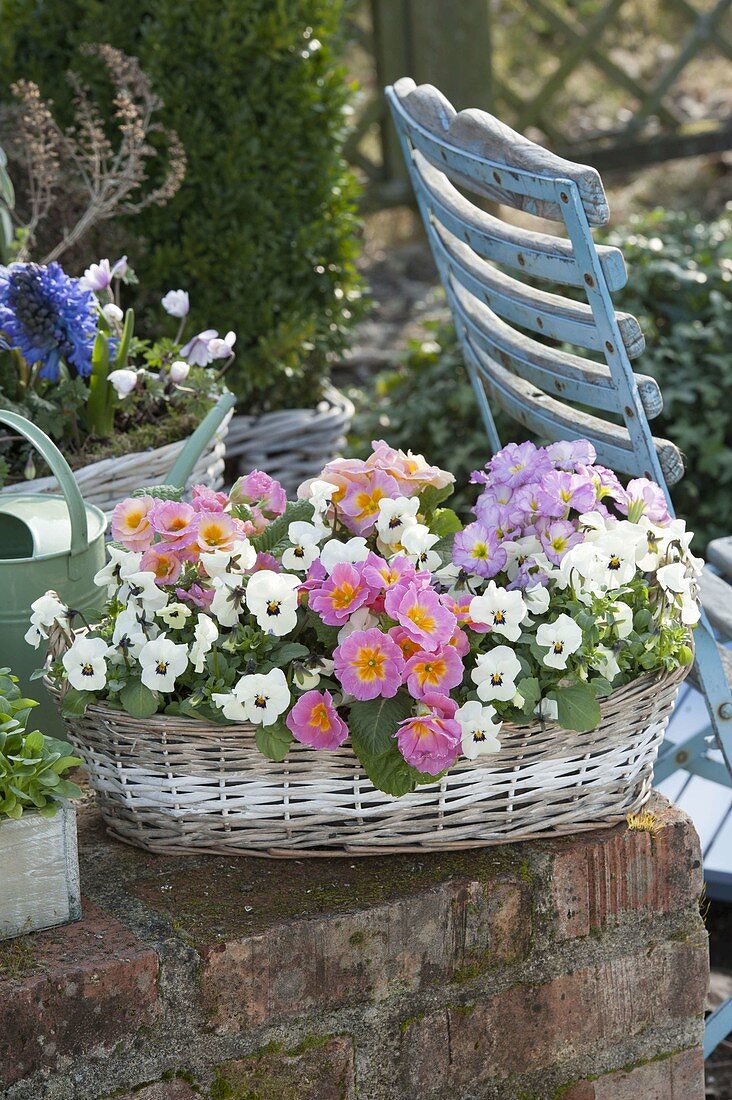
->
[0,262,98,380]
[619,478,671,524]
[487,441,550,489]
[453,522,508,579]
[513,481,546,525]
[546,439,596,470]
[536,470,597,519]
[539,519,583,564]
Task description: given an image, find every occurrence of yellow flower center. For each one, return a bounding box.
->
[309,702,332,733]
[406,605,436,634]
[351,645,386,683]
[331,581,357,610]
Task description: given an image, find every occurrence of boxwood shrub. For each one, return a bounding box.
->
[352,207,732,549]
[0,0,363,412]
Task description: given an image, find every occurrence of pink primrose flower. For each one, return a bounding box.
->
[309,562,370,626]
[230,470,287,518]
[110,495,156,551]
[333,628,405,701]
[176,583,214,610]
[286,690,349,750]
[395,692,462,775]
[140,544,184,585]
[339,470,400,535]
[404,645,464,700]
[194,511,239,553]
[148,500,197,545]
[191,484,229,513]
[385,585,457,653]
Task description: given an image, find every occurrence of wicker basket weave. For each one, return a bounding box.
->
[2,410,233,514]
[225,384,354,497]
[49,663,686,857]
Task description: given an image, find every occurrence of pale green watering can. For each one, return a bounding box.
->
[0,393,236,733]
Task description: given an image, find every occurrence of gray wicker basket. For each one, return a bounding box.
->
[48,663,687,858]
[225,384,354,496]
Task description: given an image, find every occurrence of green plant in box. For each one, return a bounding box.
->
[0,668,82,821]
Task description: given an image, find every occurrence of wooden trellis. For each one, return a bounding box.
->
[346,0,732,201]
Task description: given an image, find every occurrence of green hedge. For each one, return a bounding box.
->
[0,0,363,412]
[351,207,732,549]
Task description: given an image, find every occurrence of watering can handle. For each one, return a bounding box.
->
[0,411,89,560]
[166,391,236,490]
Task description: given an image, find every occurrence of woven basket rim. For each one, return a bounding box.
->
[45,660,688,741]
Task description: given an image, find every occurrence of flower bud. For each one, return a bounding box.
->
[102,302,123,325]
[170,360,190,383]
[108,368,138,397]
[677,644,694,666]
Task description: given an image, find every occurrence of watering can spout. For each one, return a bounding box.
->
[166,391,236,491]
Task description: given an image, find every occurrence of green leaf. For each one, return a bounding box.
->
[251,500,314,555]
[553,682,602,733]
[348,692,414,758]
[61,688,93,717]
[430,507,463,538]
[516,676,541,715]
[267,643,310,668]
[418,483,453,517]
[114,308,135,370]
[357,743,420,797]
[255,720,293,762]
[119,680,159,718]
[23,730,44,756]
[133,484,184,501]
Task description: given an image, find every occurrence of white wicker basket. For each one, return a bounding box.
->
[225,384,354,496]
[2,410,233,514]
[48,664,686,858]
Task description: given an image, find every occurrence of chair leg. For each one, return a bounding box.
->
[705,995,732,1058]
[692,612,732,777]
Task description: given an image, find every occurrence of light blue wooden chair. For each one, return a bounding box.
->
[387,77,732,1057]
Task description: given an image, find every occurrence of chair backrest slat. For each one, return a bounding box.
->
[386,78,685,500]
[413,151,628,290]
[433,224,645,358]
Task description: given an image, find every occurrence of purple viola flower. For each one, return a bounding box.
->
[620,478,671,524]
[0,262,98,380]
[453,521,508,579]
[546,438,596,470]
[536,470,597,519]
[539,519,583,564]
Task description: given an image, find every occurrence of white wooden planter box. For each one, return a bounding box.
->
[0,803,81,940]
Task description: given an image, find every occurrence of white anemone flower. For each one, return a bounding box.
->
[281,522,325,572]
[536,614,584,670]
[200,539,256,579]
[94,546,143,595]
[120,570,168,612]
[245,571,300,636]
[213,668,290,726]
[158,602,192,629]
[190,615,218,674]
[62,636,111,692]
[108,369,138,398]
[456,700,502,759]
[469,581,528,643]
[139,635,189,693]
[400,523,441,572]
[319,537,369,575]
[210,573,248,627]
[376,496,420,546]
[113,606,157,659]
[161,289,189,317]
[471,645,523,702]
[169,360,190,383]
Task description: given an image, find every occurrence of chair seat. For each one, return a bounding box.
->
[708,535,732,578]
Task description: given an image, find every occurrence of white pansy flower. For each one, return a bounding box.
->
[245,570,300,636]
[293,658,334,691]
[469,581,528,643]
[190,615,218,673]
[376,496,420,546]
[108,369,138,398]
[504,536,541,582]
[200,539,256,579]
[94,546,143,595]
[536,614,584,670]
[120,570,168,612]
[29,591,69,632]
[281,522,324,572]
[24,622,45,649]
[400,523,441,572]
[139,635,189,693]
[471,645,523,702]
[456,700,502,759]
[319,537,369,575]
[578,510,610,538]
[589,531,640,587]
[213,668,290,726]
[608,601,633,639]
[158,602,192,629]
[210,573,248,627]
[523,583,550,616]
[336,606,379,644]
[62,636,111,692]
[656,561,688,594]
[113,606,157,658]
[304,478,339,522]
[591,645,621,683]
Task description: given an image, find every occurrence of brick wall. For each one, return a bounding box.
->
[0,792,708,1099]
